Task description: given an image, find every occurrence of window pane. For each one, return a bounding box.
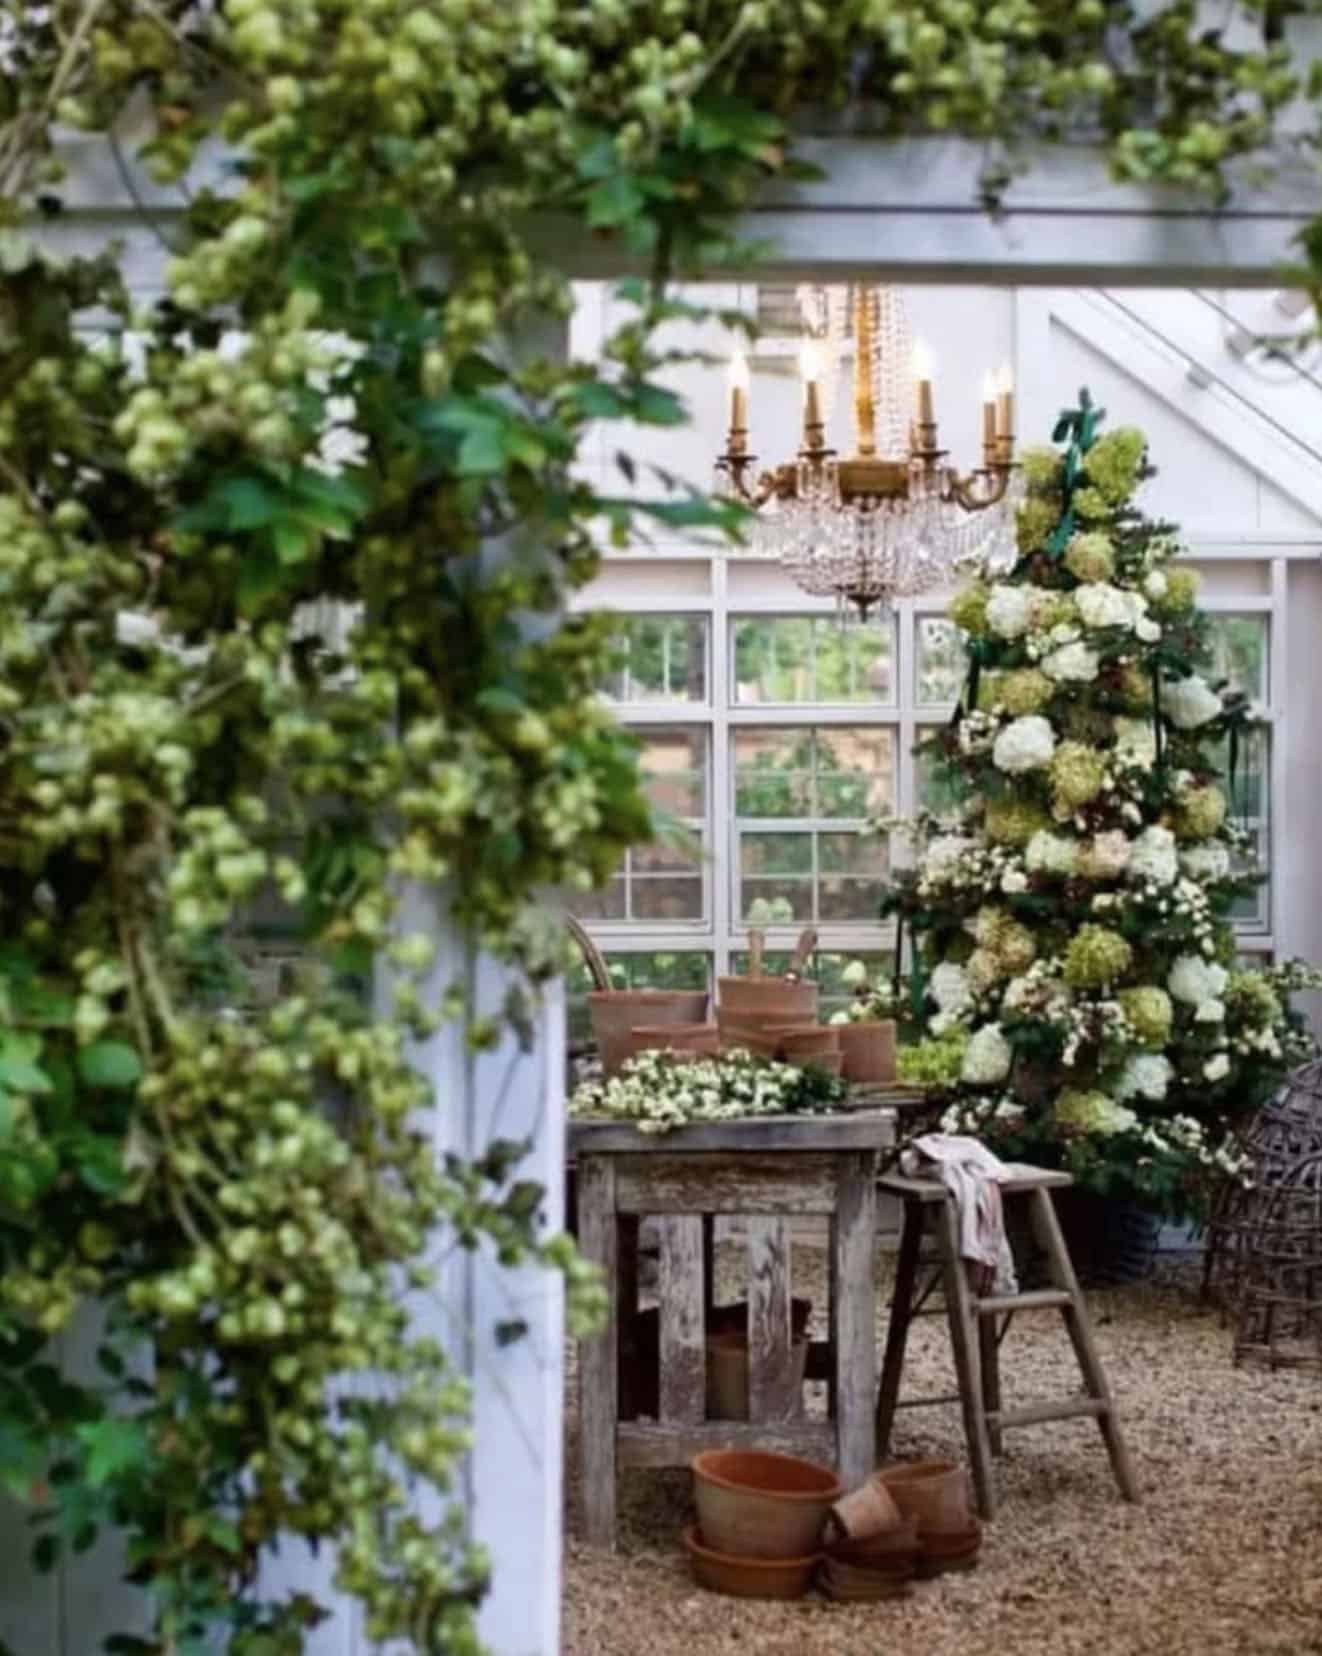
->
[604,615,708,703]
[733,617,812,703]
[1206,725,1269,929]
[734,728,813,817]
[572,878,627,921]
[815,728,895,818]
[732,616,895,705]
[632,876,704,921]
[641,726,707,817]
[741,831,813,876]
[1204,614,1268,705]
[811,618,895,703]
[740,831,813,922]
[917,617,967,705]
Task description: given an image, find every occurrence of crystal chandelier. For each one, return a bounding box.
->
[715,285,1022,618]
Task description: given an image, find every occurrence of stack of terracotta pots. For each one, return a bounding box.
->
[684,1449,842,1600]
[818,1459,981,1596]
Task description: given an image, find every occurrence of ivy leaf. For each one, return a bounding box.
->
[586,174,646,229]
[70,1133,126,1197]
[77,1042,143,1090]
[75,1419,149,1489]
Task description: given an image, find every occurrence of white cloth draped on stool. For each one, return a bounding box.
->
[899,1133,1018,1295]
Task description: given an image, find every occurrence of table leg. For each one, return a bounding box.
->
[832,1151,878,1490]
[577,1155,619,1549]
[875,1199,923,1458]
[936,1194,997,1519]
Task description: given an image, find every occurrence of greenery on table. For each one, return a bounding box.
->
[883,396,1321,1218]
[2,0,1322,1648]
[569,1049,846,1134]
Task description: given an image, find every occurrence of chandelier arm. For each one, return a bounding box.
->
[948,469,1014,512]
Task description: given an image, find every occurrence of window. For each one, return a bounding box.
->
[915,616,967,706]
[734,726,893,923]
[602,613,708,704]
[572,725,708,924]
[1204,613,1268,704]
[731,615,895,705]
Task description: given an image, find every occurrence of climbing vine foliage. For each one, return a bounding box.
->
[0,1,1320,1650]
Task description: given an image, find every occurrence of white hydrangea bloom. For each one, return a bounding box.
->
[1162,674,1222,730]
[1026,830,1078,875]
[1204,1053,1231,1082]
[924,835,976,882]
[993,715,1056,774]
[967,949,1002,994]
[1195,999,1226,1023]
[1128,824,1179,886]
[1180,843,1231,882]
[1168,954,1229,1006]
[1136,617,1162,643]
[1041,641,1100,683]
[961,1024,1013,1084]
[1086,830,1132,878]
[986,584,1034,638]
[1074,582,1145,631]
[1115,1053,1173,1102]
[1144,571,1169,599]
[1001,868,1029,894]
[1114,717,1157,766]
[930,962,973,1015]
[840,959,869,988]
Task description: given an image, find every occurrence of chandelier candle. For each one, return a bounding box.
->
[729,352,750,454]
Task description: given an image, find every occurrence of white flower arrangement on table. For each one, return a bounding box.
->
[569,1048,847,1135]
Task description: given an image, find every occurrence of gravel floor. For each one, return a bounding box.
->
[562,1243,1322,1656]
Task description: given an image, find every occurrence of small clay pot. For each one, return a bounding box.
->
[704,1329,809,1422]
[837,1020,897,1083]
[691,1449,841,1560]
[828,1515,918,1564]
[878,1459,971,1534]
[823,1555,917,1591]
[826,1474,902,1544]
[770,1024,839,1056]
[718,977,819,1021]
[715,1014,782,1059]
[818,1557,913,1601]
[588,990,708,1076]
[920,1519,982,1558]
[626,1022,719,1060]
[683,1527,819,1600]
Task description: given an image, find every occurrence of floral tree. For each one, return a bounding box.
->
[886,393,1319,1216]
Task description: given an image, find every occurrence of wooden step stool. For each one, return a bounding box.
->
[875,1166,1140,1519]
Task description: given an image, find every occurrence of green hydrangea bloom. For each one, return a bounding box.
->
[994,668,1055,717]
[1082,427,1146,504]
[1055,1088,1137,1137]
[1019,445,1064,495]
[1065,705,1114,744]
[948,582,991,636]
[1177,784,1227,841]
[998,921,1037,974]
[1158,566,1200,611]
[1050,740,1107,810]
[1034,591,1077,630]
[1226,970,1282,1027]
[1119,985,1174,1046]
[1063,531,1115,584]
[1016,496,1058,554]
[1117,663,1153,710]
[984,797,1052,846]
[1064,924,1133,988]
[897,1030,969,1087]
[1072,485,1111,521]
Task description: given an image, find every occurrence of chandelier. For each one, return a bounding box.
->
[715,285,1022,618]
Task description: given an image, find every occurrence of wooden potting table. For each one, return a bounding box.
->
[572,1109,897,1549]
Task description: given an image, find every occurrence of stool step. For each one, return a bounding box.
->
[975,1289,1072,1315]
[894,1391,963,1409]
[987,1397,1107,1430]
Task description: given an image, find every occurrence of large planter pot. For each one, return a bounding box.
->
[1008,1188,1162,1288]
[587,989,708,1076]
[626,1022,719,1062]
[691,1449,841,1559]
[704,1329,810,1421]
[837,1021,897,1084]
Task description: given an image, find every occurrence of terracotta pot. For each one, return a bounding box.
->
[827,1515,918,1564]
[770,1024,839,1057]
[920,1519,982,1559]
[878,1459,971,1534]
[715,1014,782,1059]
[626,1022,719,1060]
[704,1329,810,1422]
[691,1449,841,1560]
[818,1557,913,1601]
[826,1474,902,1543]
[718,977,818,1021]
[682,1527,819,1600]
[837,1020,897,1084]
[588,989,708,1076]
[823,1554,917,1591]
